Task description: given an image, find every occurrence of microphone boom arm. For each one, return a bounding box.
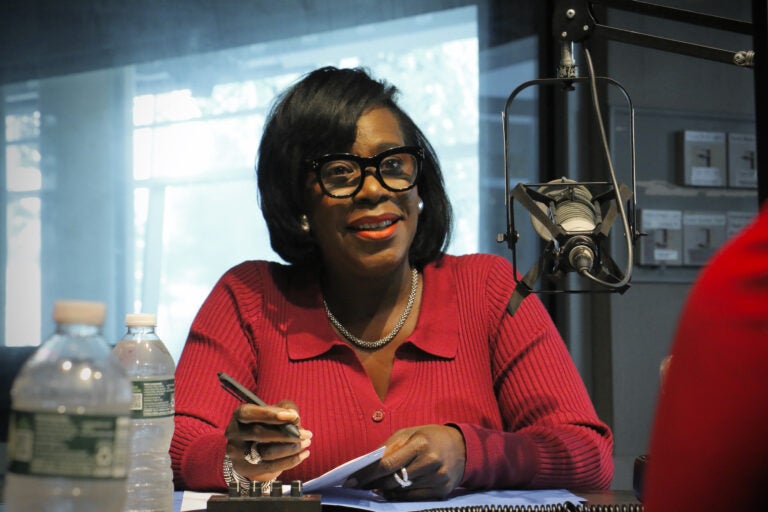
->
[555,0,754,67]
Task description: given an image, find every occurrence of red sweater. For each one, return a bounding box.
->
[171,253,613,491]
[644,207,768,511]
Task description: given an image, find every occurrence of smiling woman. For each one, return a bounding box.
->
[298,106,429,279]
[170,66,613,501]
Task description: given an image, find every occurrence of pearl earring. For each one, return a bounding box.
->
[299,214,310,233]
[418,200,424,213]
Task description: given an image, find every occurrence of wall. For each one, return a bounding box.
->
[0,0,473,86]
[36,68,132,340]
[593,0,757,489]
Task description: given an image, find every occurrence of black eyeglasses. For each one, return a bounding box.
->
[308,146,423,199]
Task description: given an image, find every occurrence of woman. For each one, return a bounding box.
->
[170,66,613,500]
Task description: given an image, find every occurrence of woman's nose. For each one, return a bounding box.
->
[355,167,389,199]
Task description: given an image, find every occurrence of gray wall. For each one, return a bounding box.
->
[37,69,132,341]
[590,0,757,489]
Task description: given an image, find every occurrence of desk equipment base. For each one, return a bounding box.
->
[207,494,321,512]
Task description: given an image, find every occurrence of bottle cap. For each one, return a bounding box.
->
[125,313,157,327]
[53,300,106,325]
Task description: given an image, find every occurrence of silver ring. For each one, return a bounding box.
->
[244,443,262,465]
[392,467,412,488]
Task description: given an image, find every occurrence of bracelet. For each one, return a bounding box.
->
[223,455,251,495]
[222,454,276,496]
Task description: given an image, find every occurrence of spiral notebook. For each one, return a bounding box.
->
[420,504,644,512]
[316,488,644,512]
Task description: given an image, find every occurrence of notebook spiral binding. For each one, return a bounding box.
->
[421,502,645,512]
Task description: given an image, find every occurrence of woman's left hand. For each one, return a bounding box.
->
[345,424,466,500]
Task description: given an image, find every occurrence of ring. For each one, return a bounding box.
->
[244,443,262,465]
[392,467,412,488]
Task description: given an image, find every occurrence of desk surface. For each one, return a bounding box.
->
[172,489,643,512]
[0,487,642,512]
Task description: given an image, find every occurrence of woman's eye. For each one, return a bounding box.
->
[329,166,349,176]
[323,162,355,177]
[320,161,361,189]
[381,157,408,176]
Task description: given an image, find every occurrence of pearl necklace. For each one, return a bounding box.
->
[323,268,419,350]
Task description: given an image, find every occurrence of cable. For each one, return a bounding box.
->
[580,46,634,289]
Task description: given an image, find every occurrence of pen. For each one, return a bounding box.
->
[217,371,301,438]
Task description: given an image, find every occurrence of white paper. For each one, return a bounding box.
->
[317,487,585,511]
[302,445,386,492]
[179,490,213,511]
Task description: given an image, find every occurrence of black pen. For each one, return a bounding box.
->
[217,371,301,438]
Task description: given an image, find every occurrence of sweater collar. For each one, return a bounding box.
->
[286,261,458,360]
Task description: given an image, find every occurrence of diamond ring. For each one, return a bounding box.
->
[244,443,262,465]
[392,467,412,488]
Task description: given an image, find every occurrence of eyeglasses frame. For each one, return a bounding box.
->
[307,145,424,199]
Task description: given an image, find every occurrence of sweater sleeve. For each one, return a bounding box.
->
[457,255,614,490]
[170,262,266,491]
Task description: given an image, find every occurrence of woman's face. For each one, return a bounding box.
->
[304,107,421,278]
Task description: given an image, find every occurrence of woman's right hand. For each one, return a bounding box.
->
[224,399,312,482]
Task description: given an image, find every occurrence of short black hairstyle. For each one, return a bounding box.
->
[256,66,452,269]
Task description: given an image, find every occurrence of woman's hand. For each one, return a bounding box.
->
[345,424,466,500]
[224,399,312,482]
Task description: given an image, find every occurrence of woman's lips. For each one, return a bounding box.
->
[349,216,399,240]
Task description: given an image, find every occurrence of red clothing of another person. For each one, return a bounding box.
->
[644,207,768,511]
[171,253,613,492]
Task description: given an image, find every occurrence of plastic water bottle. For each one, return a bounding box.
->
[112,313,175,512]
[5,300,131,512]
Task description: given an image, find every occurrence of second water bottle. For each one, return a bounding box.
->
[113,313,176,512]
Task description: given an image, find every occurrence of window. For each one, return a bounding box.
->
[3,7,479,360]
[4,94,41,347]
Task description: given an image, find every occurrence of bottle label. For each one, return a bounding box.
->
[130,378,175,419]
[7,410,129,479]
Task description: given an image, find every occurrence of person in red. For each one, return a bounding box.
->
[170,66,613,500]
[644,205,768,511]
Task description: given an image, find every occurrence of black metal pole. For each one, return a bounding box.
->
[754,0,768,207]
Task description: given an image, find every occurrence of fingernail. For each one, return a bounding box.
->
[277,410,298,421]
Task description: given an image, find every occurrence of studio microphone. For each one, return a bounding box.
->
[502,171,635,316]
[500,44,641,317]
[529,178,598,275]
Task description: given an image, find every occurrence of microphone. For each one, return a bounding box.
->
[500,45,641,317]
[503,175,633,316]
[529,178,598,275]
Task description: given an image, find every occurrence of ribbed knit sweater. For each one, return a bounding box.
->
[644,207,768,511]
[171,253,613,492]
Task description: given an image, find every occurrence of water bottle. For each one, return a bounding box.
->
[112,313,175,512]
[5,300,131,512]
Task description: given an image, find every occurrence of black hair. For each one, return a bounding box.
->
[256,66,452,268]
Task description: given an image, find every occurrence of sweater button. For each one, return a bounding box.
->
[371,409,385,422]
